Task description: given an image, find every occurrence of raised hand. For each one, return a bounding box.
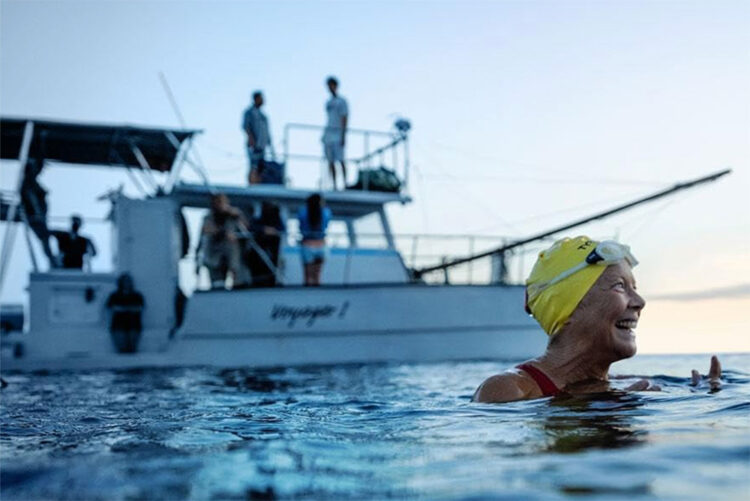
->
[690,355,721,392]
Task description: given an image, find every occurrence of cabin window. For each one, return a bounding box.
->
[326,220,350,248]
[352,212,389,249]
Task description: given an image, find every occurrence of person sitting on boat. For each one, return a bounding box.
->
[106,273,144,354]
[297,194,332,286]
[198,194,250,289]
[50,214,97,270]
[473,236,722,403]
[246,202,285,287]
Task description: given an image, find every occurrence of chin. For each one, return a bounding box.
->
[613,330,638,360]
[619,343,637,360]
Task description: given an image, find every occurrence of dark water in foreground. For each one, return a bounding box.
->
[1,354,749,500]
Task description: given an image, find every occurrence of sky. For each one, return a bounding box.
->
[1,0,748,354]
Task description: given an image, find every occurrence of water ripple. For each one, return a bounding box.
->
[1,356,749,500]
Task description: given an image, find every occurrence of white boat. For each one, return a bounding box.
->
[0,117,549,371]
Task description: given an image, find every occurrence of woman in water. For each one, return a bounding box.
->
[473,236,721,403]
[297,194,332,286]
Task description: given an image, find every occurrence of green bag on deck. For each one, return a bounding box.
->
[349,166,402,193]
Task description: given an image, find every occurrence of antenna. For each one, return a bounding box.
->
[158,71,212,189]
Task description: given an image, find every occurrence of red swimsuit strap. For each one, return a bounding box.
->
[517,363,561,397]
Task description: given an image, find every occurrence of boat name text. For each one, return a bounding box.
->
[271,301,349,327]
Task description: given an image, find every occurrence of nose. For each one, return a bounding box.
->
[630,289,646,312]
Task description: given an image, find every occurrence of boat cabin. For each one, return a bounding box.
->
[0,117,425,363]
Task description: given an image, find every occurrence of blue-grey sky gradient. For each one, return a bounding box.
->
[2,0,748,352]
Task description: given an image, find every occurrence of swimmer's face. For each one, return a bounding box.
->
[568,261,645,360]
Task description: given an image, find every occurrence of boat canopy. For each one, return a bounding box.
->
[172,182,412,218]
[1,117,200,171]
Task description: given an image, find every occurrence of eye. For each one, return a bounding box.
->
[613,281,626,291]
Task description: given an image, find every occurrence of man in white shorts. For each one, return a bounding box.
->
[322,76,348,190]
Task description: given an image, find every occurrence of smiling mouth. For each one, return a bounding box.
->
[615,319,638,330]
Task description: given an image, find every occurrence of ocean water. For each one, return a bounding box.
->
[1,353,748,500]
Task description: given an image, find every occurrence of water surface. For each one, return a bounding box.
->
[1,354,749,500]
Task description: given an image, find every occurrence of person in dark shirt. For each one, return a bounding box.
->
[106,273,145,354]
[51,215,96,270]
[247,202,285,287]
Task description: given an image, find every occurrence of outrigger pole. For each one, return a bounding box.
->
[411,168,732,280]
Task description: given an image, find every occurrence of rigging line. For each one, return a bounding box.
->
[617,199,678,241]
[159,71,186,130]
[615,180,708,233]
[417,173,664,187]
[407,160,431,235]
[466,184,662,234]
[413,142,521,234]
[424,139,558,171]
[158,72,212,185]
[200,140,248,159]
[423,139,672,185]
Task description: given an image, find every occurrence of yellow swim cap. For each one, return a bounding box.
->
[525,236,606,336]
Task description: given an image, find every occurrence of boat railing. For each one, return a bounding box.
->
[180,231,540,291]
[282,120,410,192]
[392,232,540,286]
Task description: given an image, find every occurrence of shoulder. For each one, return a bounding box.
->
[472,370,541,403]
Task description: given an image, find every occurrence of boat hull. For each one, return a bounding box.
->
[2,284,546,371]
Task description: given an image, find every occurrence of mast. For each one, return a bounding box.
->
[412,169,731,279]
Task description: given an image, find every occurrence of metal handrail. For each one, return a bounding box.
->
[182,230,528,290]
[281,121,410,191]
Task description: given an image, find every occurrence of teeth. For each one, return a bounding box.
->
[615,320,637,329]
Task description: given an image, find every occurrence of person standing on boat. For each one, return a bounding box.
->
[322,76,348,190]
[472,236,722,403]
[298,194,332,286]
[50,214,97,270]
[198,194,250,289]
[242,90,273,184]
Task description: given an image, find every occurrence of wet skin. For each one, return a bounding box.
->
[564,261,645,362]
[473,262,721,403]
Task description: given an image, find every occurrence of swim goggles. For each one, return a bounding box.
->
[528,240,638,298]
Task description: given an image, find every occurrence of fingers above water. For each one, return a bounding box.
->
[689,355,722,392]
[708,355,722,392]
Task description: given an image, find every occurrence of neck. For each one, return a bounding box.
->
[535,333,613,388]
